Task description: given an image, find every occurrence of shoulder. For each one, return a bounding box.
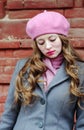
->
[15,58,30,72]
[76,60,84,67]
[76,60,84,74]
[76,60,84,86]
[10,58,30,80]
[10,58,30,86]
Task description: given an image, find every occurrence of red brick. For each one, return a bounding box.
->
[5,58,18,66]
[74,0,84,7]
[20,39,33,48]
[2,88,9,97]
[8,9,63,19]
[13,49,33,58]
[0,74,12,83]
[6,0,74,9]
[0,20,27,40]
[8,10,43,19]
[75,49,84,61]
[0,49,32,58]
[5,50,13,58]
[0,59,6,66]
[0,40,20,49]
[70,38,84,48]
[0,96,6,103]
[65,8,84,18]
[0,85,9,98]
[0,1,5,18]
[69,28,84,38]
[0,50,13,58]
[0,58,18,66]
[6,0,23,9]
[3,0,7,3]
[0,66,4,74]
[0,39,32,49]
[0,51,5,58]
[0,58,5,66]
[56,0,74,8]
[0,85,9,114]
[0,103,5,114]
[24,0,74,9]
[69,18,84,28]
[4,66,15,75]
[24,0,56,9]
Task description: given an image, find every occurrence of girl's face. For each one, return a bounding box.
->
[36,34,62,58]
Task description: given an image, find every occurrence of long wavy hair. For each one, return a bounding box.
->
[14,34,83,107]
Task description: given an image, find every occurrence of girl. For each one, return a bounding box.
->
[0,11,84,130]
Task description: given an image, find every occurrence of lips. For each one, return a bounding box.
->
[46,50,55,55]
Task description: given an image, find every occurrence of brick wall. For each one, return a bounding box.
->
[0,0,84,117]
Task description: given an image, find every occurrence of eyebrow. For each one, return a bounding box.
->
[48,35,56,38]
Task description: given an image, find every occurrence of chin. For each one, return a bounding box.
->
[45,54,58,58]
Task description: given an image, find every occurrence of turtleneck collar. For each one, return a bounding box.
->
[42,53,64,91]
[43,53,64,74]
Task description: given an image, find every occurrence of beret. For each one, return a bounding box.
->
[26,10,70,39]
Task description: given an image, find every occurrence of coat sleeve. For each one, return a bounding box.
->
[75,61,84,130]
[0,58,28,130]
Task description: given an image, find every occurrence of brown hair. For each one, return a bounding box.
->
[14,35,83,107]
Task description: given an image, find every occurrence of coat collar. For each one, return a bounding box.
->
[37,61,69,93]
[48,61,69,89]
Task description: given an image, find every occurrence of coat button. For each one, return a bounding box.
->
[40,98,45,105]
[38,121,43,128]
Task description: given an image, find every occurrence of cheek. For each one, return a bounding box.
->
[54,40,62,51]
[57,44,62,51]
[37,45,45,53]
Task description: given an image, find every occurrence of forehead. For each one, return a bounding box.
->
[36,34,59,40]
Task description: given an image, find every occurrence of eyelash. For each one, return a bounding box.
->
[38,42,45,45]
[37,38,56,45]
[49,39,56,42]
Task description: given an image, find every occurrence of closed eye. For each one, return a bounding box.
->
[49,38,56,42]
[37,40,45,45]
[49,35,57,42]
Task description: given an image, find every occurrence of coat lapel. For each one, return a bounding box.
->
[48,61,69,91]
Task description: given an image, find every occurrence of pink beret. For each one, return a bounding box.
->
[26,11,70,39]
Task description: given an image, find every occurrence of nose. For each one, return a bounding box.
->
[45,40,52,49]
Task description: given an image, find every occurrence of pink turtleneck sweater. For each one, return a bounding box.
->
[43,54,64,91]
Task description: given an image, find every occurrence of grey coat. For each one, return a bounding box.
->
[0,58,84,130]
